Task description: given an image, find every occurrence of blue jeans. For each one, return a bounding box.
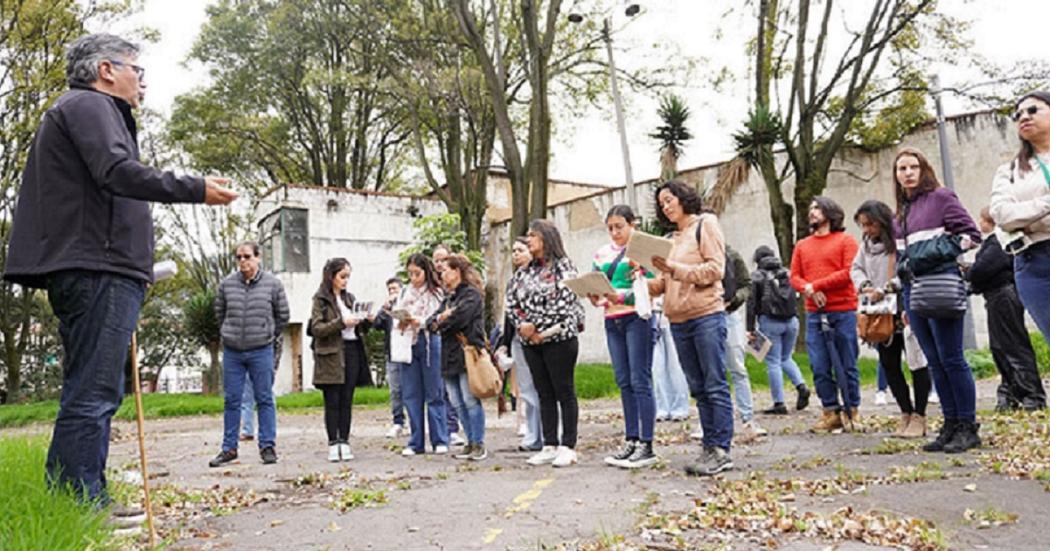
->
[652,318,690,418]
[240,383,255,437]
[725,311,754,422]
[222,345,276,451]
[758,315,805,404]
[904,286,975,422]
[606,314,656,441]
[387,360,405,426]
[399,333,448,451]
[1015,248,1050,340]
[445,372,486,445]
[804,311,860,410]
[671,312,734,451]
[876,361,888,392]
[512,338,543,449]
[45,271,146,504]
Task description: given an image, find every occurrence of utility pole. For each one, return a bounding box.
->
[602,18,636,211]
[931,74,977,350]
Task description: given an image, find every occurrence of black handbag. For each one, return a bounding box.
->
[909,271,966,319]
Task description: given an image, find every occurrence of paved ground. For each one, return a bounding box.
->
[81,375,1050,550]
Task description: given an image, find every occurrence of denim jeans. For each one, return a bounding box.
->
[240,382,255,437]
[45,271,145,503]
[445,372,486,444]
[606,313,656,441]
[1014,248,1050,341]
[222,345,276,451]
[386,360,405,426]
[671,312,734,451]
[512,338,543,449]
[399,332,448,451]
[758,315,805,404]
[725,311,754,422]
[876,360,888,392]
[904,285,976,422]
[652,317,690,419]
[804,311,860,410]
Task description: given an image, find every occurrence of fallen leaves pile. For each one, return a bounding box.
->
[976,409,1050,487]
[637,472,945,550]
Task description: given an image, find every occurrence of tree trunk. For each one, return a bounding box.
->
[2,329,20,403]
[202,343,222,395]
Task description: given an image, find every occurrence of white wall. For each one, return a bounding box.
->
[255,186,445,395]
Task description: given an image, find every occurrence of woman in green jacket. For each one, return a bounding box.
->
[309,258,371,462]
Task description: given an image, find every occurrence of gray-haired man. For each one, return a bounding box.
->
[3,34,236,510]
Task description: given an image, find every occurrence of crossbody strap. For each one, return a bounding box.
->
[1034,156,1050,189]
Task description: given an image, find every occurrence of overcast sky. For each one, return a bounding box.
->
[107,0,1050,186]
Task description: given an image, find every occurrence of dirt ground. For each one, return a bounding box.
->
[33,375,1049,550]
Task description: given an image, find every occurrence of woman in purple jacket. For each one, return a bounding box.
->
[894,147,981,454]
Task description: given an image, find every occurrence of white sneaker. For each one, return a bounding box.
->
[328,444,340,462]
[385,424,405,438]
[517,423,527,437]
[449,432,466,446]
[526,445,559,466]
[743,420,768,437]
[551,446,578,468]
[874,390,888,406]
[929,390,940,404]
[433,444,449,454]
[339,443,353,461]
[401,447,418,457]
[690,424,704,441]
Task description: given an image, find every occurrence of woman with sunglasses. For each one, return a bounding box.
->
[990,91,1050,344]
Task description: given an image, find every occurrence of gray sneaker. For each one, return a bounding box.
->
[622,442,658,469]
[469,444,488,461]
[684,446,733,476]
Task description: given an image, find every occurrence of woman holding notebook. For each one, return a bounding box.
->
[588,205,658,469]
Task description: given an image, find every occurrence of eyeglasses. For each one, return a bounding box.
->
[1012,104,1042,122]
[235,254,255,261]
[109,60,145,80]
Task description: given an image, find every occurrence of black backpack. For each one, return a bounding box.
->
[761,267,797,319]
[694,216,736,302]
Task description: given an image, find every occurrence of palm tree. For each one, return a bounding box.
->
[649,94,693,182]
[184,289,222,394]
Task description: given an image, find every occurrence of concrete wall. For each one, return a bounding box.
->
[488,110,1023,362]
[255,185,446,395]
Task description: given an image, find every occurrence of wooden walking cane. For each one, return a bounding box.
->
[129,332,157,546]
[130,260,176,545]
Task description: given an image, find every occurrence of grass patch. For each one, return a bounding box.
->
[964,506,1019,528]
[860,438,923,456]
[576,363,620,400]
[888,461,947,483]
[0,436,116,550]
[0,388,392,429]
[333,488,388,512]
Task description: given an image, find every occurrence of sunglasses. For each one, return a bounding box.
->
[235,254,255,261]
[1012,104,1042,122]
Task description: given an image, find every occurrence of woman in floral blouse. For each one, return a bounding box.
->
[508,219,585,468]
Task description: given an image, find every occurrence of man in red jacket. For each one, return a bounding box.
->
[790,197,861,432]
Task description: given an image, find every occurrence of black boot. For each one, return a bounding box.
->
[762,403,788,415]
[923,418,958,452]
[944,421,981,453]
[796,384,811,411]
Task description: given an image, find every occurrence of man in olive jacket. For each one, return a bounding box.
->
[209,242,289,467]
[3,34,236,506]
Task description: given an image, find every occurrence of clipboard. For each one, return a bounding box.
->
[563,272,616,298]
[746,330,773,362]
[626,231,674,275]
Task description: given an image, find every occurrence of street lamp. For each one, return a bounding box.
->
[568,2,641,211]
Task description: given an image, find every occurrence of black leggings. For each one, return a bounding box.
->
[319,340,365,444]
[523,337,579,448]
[877,331,931,416]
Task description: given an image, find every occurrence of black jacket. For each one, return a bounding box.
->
[216,269,290,351]
[3,87,205,289]
[746,256,797,331]
[431,283,486,378]
[967,233,1014,295]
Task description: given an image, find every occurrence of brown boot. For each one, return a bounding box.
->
[839,408,860,432]
[895,413,911,437]
[902,414,926,438]
[811,410,844,433]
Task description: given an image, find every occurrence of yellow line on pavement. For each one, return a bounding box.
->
[483,528,503,544]
[504,478,553,517]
